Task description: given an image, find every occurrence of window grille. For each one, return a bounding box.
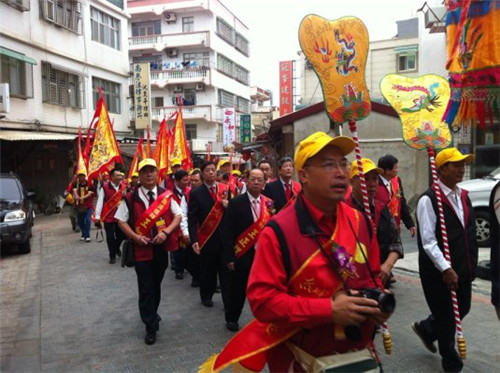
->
[90,6,120,50]
[39,0,82,34]
[0,54,34,98]
[218,89,235,108]
[42,62,85,108]
[235,33,249,56]
[183,52,209,68]
[131,20,161,36]
[182,16,194,33]
[234,64,249,85]
[153,96,164,107]
[217,54,233,77]
[216,17,234,46]
[1,0,30,11]
[92,77,120,113]
[236,97,250,113]
[185,124,196,140]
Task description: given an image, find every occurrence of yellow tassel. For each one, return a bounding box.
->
[457,336,467,359]
[198,354,219,373]
[382,332,393,355]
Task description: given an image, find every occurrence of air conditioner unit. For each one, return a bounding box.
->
[174,84,183,93]
[195,83,205,91]
[164,13,176,22]
[0,83,10,114]
[165,48,178,57]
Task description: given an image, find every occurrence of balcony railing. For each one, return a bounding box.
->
[151,105,212,121]
[150,67,209,87]
[129,31,209,52]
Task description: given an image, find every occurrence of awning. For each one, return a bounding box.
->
[0,47,37,65]
[393,45,418,53]
[0,130,76,141]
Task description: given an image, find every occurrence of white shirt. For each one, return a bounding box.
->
[114,185,181,222]
[416,179,465,273]
[379,175,392,193]
[180,195,189,237]
[94,181,122,220]
[247,193,261,222]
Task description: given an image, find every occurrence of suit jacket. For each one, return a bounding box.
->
[188,183,224,253]
[221,192,257,267]
[375,176,415,230]
[263,178,299,212]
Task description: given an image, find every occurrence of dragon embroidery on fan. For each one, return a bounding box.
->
[393,82,442,113]
[313,39,332,63]
[335,29,358,75]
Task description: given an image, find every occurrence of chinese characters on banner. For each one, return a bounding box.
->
[133,63,151,130]
[240,114,251,143]
[279,61,293,116]
[222,108,236,146]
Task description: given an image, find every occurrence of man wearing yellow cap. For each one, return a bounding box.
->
[164,158,182,192]
[346,158,403,287]
[412,147,478,372]
[240,132,390,372]
[72,170,94,242]
[115,158,182,345]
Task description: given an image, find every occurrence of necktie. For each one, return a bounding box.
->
[285,183,291,201]
[252,199,261,222]
[147,191,158,237]
[209,185,217,201]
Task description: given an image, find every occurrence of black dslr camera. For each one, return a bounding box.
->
[355,288,396,314]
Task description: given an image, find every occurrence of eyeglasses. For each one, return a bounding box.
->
[304,160,349,173]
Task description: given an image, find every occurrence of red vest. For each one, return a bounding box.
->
[102,182,124,223]
[125,188,176,262]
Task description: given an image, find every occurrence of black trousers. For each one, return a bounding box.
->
[187,246,200,282]
[225,250,254,323]
[419,272,472,372]
[172,247,186,274]
[104,221,125,260]
[199,248,231,307]
[134,246,168,334]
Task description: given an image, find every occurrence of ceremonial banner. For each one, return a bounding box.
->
[133,63,151,130]
[76,127,87,176]
[279,61,293,116]
[380,74,452,150]
[299,15,371,124]
[222,108,236,146]
[170,109,193,171]
[127,138,143,182]
[153,118,169,180]
[444,0,500,129]
[240,114,251,143]
[87,93,123,183]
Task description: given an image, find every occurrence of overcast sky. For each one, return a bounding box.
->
[223,0,443,103]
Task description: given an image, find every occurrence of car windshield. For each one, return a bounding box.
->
[0,178,22,201]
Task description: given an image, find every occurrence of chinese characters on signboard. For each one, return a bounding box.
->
[133,63,151,130]
[279,61,293,116]
[240,114,251,143]
[222,108,236,146]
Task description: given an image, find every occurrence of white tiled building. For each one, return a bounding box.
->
[127,0,251,154]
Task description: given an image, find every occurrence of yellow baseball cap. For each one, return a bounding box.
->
[170,158,181,167]
[138,158,158,171]
[131,172,138,178]
[232,169,241,176]
[294,131,355,171]
[350,158,383,179]
[219,159,230,167]
[435,147,474,169]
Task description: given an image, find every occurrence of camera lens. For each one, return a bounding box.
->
[378,292,396,313]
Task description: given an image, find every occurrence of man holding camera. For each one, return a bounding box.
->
[204,132,390,372]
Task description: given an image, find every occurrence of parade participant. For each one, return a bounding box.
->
[218,159,230,175]
[346,158,403,286]
[64,174,79,233]
[263,156,301,212]
[258,159,274,183]
[375,154,416,236]
[412,148,478,372]
[127,172,139,192]
[115,158,181,345]
[232,169,247,195]
[188,161,230,308]
[72,170,94,242]
[189,169,202,189]
[206,132,389,372]
[171,170,191,280]
[164,158,182,191]
[222,168,269,332]
[94,168,126,264]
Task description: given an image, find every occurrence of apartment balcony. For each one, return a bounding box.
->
[129,31,210,53]
[150,67,210,88]
[151,105,212,122]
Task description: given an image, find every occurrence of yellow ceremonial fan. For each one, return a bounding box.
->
[380,74,452,150]
[299,15,371,124]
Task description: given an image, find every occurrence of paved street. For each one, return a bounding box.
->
[1,210,498,372]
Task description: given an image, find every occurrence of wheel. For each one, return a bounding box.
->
[474,210,490,247]
[18,239,31,254]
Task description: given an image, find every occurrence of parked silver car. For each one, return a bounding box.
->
[458,167,500,247]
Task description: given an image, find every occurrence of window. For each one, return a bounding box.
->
[1,0,30,11]
[0,52,34,98]
[235,32,249,56]
[236,96,250,113]
[397,53,417,72]
[39,0,82,34]
[182,16,194,33]
[183,52,209,68]
[153,97,164,107]
[131,21,161,37]
[217,54,233,77]
[92,77,120,113]
[234,64,249,85]
[216,17,234,45]
[91,7,120,50]
[218,89,235,107]
[132,55,163,70]
[42,62,84,108]
[185,124,196,140]
[183,89,196,106]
